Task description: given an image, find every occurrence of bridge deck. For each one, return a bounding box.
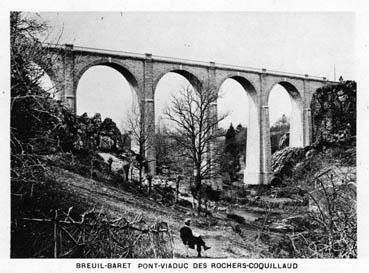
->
[43,43,329,82]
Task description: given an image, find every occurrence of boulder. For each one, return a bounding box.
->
[99,135,114,151]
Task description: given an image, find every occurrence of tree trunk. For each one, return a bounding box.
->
[197,192,201,216]
[205,200,208,217]
[195,169,202,216]
[139,162,143,189]
[175,176,181,203]
[148,175,152,195]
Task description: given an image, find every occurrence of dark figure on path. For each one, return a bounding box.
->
[107,157,113,172]
[180,218,211,257]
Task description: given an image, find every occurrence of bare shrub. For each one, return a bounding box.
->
[286,156,357,258]
[11,208,173,258]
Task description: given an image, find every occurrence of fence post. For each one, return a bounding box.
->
[53,210,58,258]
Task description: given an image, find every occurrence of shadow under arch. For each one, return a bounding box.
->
[217,75,260,185]
[223,75,258,102]
[153,69,202,95]
[277,81,303,101]
[74,60,141,112]
[268,81,304,148]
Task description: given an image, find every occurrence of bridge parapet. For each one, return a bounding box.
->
[43,43,329,82]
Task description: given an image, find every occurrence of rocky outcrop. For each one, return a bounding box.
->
[270,147,305,184]
[70,113,124,153]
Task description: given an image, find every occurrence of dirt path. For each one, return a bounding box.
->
[48,167,266,258]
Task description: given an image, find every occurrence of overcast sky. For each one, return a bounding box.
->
[37,12,355,130]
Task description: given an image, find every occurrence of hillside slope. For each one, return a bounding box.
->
[43,166,267,258]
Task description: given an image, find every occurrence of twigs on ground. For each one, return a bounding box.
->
[12,207,173,258]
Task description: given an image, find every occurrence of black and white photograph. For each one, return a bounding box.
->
[1,0,368,272]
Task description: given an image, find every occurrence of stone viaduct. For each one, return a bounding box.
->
[42,43,335,185]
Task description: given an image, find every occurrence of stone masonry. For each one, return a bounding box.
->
[42,44,335,185]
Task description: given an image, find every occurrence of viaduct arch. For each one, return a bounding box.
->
[43,43,335,185]
[74,59,140,97]
[266,81,304,148]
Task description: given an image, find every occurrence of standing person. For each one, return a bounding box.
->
[146,174,153,194]
[107,157,113,172]
[180,218,211,257]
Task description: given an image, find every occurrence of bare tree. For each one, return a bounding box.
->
[10,12,65,193]
[125,102,153,190]
[164,80,227,215]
